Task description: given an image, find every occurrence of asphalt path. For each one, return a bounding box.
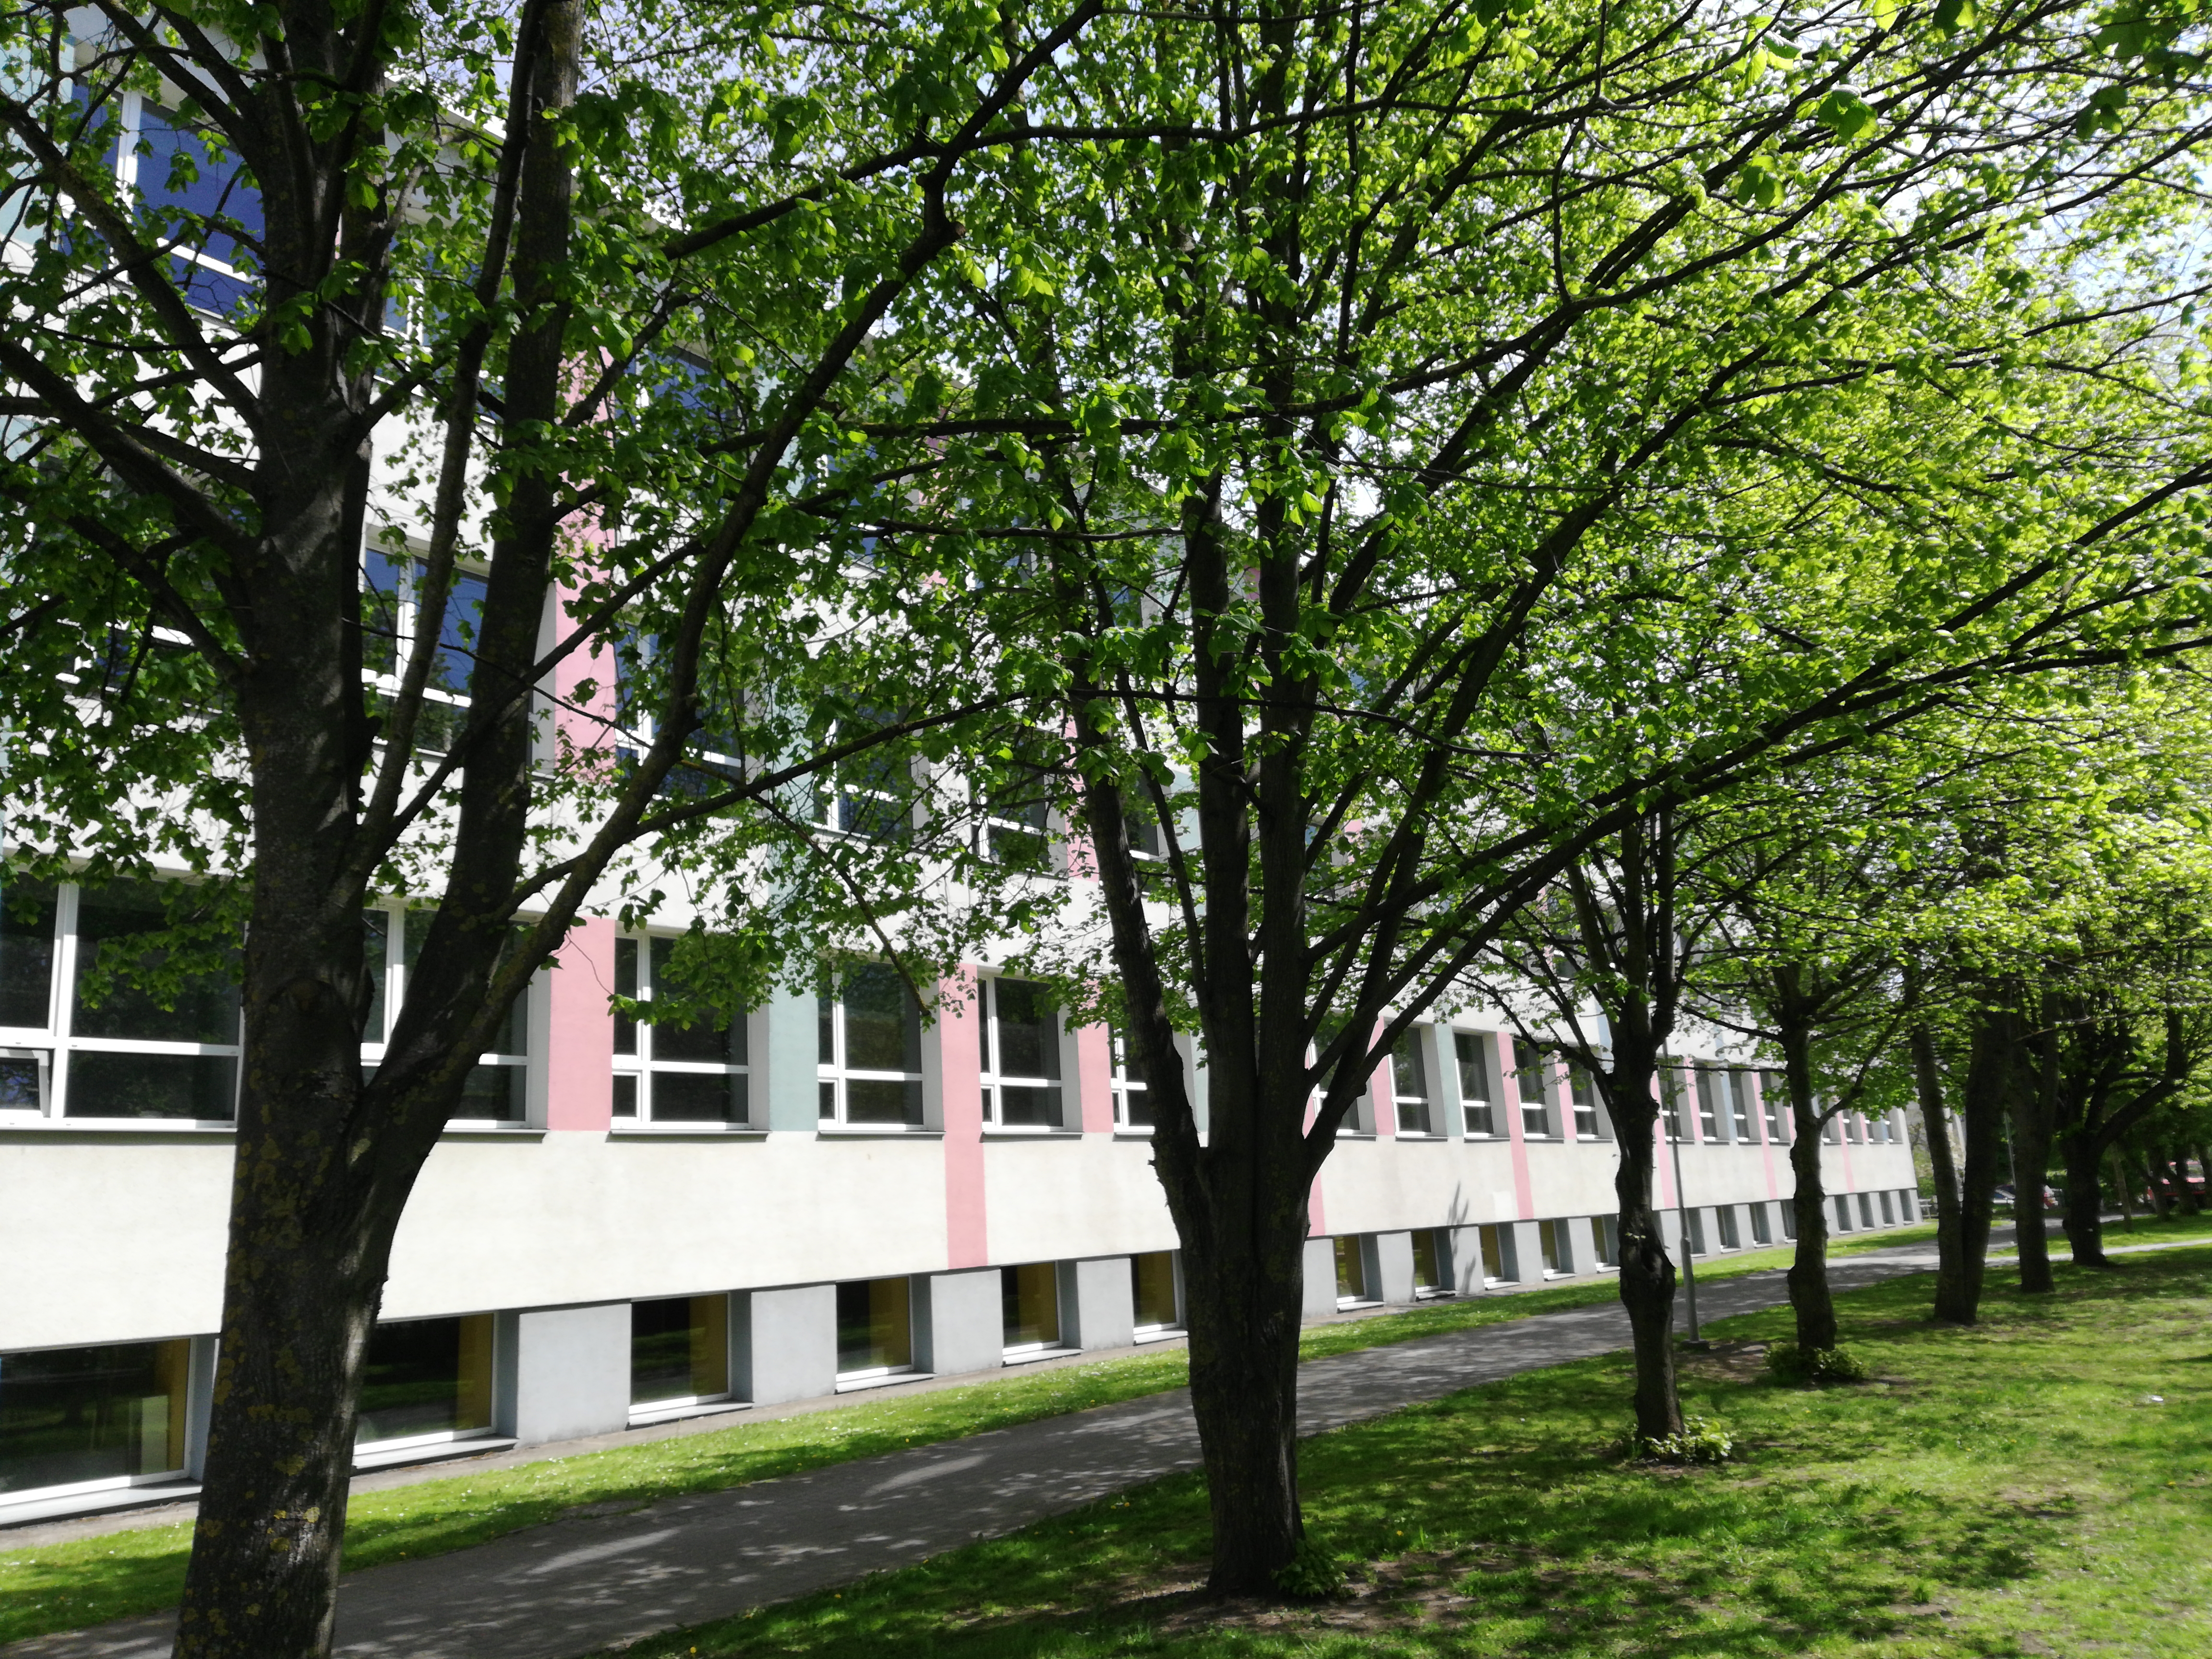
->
[1,1239,2002,1659]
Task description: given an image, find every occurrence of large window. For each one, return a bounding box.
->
[1109,1023,1152,1128]
[630,1296,729,1410]
[1390,1029,1432,1136]
[836,1278,914,1380]
[1478,1224,1516,1285]
[1567,1062,1603,1139]
[1695,1069,1727,1142]
[1593,1214,1621,1267]
[361,550,488,755]
[1411,1230,1451,1298]
[361,907,528,1123]
[1761,1071,1787,1141]
[0,877,240,1122]
[1130,1251,1181,1334]
[613,938,748,1126]
[1514,1039,1552,1138]
[1333,1235,1375,1305]
[1539,1218,1575,1276]
[356,1317,494,1448]
[818,964,924,1127]
[979,978,1063,1129]
[116,96,262,318]
[1728,1072,1756,1141]
[1001,1263,1064,1355]
[1454,1032,1495,1136]
[0,1340,191,1501]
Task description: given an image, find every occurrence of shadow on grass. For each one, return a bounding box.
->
[617,1250,2212,1659]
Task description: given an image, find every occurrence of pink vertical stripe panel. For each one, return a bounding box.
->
[1498,1032,1536,1219]
[1370,1021,1395,1139]
[546,916,615,1130]
[1748,1070,1781,1199]
[939,971,990,1269]
[1075,1022,1114,1134]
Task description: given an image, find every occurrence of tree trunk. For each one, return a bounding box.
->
[2060,1126,2111,1266]
[1936,1001,2014,1324]
[1179,1197,1310,1592]
[1779,1021,1836,1350]
[1614,1088,1683,1444]
[1908,1012,1967,1305]
[2011,1020,2057,1294]
[173,12,582,1654]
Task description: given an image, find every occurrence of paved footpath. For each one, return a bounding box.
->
[0,1237,2094,1659]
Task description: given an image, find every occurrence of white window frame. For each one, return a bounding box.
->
[359,544,487,755]
[1728,1071,1755,1141]
[1695,1068,1726,1142]
[1514,1038,1552,1138]
[817,966,926,1130]
[360,905,531,1127]
[978,976,1065,1130]
[611,935,750,1129]
[1390,1027,1434,1137]
[1453,1031,1496,1137]
[1108,1023,1151,1130]
[1567,1060,1602,1140]
[114,92,258,316]
[0,878,241,1126]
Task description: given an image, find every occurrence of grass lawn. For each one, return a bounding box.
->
[0,1243,1826,1647]
[602,1245,2212,1659]
[0,1218,2046,1647]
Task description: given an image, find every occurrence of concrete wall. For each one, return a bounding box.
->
[741,1284,837,1405]
[922,1267,1003,1377]
[1066,1256,1134,1351]
[498,1302,630,1443]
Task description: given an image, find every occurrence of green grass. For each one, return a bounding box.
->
[607,1245,2212,1659]
[0,1221,1932,1647]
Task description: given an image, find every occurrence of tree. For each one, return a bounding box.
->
[0,3,1108,1653]
[793,0,2212,1590]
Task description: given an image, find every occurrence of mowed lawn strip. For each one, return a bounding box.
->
[0,1244,1791,1647]
[601,1247,2212,1659]
[5,1214,2160,1648]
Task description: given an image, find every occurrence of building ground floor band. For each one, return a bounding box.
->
[0,1166,1920,1528]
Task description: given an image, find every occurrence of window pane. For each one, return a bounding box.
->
[1333,1236,1368,1300]
[0,1340,190,1494]
[0,878,57,1028]
[1130,1252,1178,1327]
[611,1073,638,1118]
[1411,1231,1441,1290]
[835,1278,911,1372]
[997,1083,1061,1128]
[72,883,240,1044]
[990,981,1059,1080]
[845,1077,920,1125]
[1001,1263,1060,1347]
[1121,1086,1154,1127]
[1391,1034,1425,1102]
[67,1052,235,1120]
[432,569,487,696]
[134,105,262,268]
[650,1070,745,1124]
[458,1063,523,1121]
[357,1317,491,1443]
[362,910,388,1045]
[647,938,745,1064]
[613,938,638,1057]
[841,965,918,1073]
[361,552,403,675]
[630,1296,724,1404]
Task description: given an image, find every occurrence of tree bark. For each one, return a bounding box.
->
[2061,1126,2111,1266]
[1908,1009,1964,1286]
[1777,1014,1836,1350]
[1611,1047,1681,1444]
[1935,1000,2014,1324]
[2012,1017,2057,1294]
[171,11,582,1655]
